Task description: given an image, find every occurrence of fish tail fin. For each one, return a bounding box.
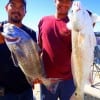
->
[40,77,62,94]
[73,88,84,100]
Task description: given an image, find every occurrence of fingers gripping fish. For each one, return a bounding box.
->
[1,23,61,93]
[67,1,96,100]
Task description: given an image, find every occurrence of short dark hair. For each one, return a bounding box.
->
[8,0,26,9]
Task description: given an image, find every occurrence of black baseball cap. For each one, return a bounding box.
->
[8,0,26,8]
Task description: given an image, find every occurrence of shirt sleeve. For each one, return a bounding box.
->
[37,18,43,50]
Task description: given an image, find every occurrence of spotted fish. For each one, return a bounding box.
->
[67,1,96,100]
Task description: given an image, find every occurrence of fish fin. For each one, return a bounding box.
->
[26,76,34,87]
[11,52,19,67]
[73,89,84,100]
[46,80,60,94]
[41,78,62,94]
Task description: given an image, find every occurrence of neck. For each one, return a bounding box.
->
[8,21,23,27]
[55,13,67,19]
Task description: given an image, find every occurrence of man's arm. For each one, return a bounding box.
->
[0,23,5,44]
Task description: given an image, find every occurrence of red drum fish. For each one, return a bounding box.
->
[1,23,60,93]
[67,1,96,100]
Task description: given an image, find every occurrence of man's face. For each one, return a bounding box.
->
[55,0,73,15]
[6,0,26,23]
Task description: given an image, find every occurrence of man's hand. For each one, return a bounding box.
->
[0,34,4,44]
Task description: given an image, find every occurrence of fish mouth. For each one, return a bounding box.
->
[5,37,21,43]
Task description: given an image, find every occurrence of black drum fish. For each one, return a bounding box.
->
[2,23,61,93]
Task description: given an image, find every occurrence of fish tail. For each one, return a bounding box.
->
[74,88,84,100]
[37,77,62,94]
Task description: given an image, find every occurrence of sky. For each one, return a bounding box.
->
[0,0,100,32]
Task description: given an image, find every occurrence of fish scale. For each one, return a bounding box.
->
[1,23,61,94]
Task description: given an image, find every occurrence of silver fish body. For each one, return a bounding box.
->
[2,23,60,92]
[3,23,43,78]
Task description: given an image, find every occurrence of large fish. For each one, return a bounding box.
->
[2,23,60,93]
[67,1,97,100]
